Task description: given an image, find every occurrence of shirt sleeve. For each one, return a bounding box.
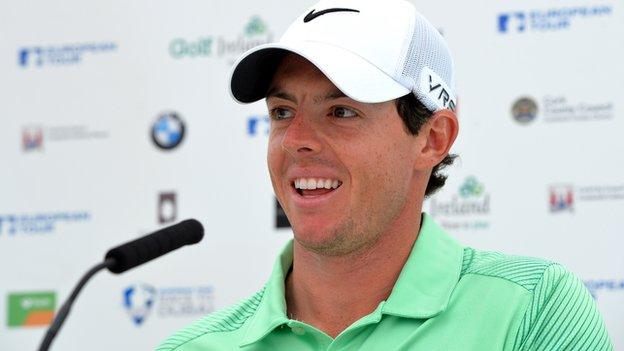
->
[512,264,613,351]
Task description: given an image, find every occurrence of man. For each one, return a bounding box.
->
[158,0,613,350]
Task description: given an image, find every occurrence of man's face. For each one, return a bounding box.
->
[266,55,425,256]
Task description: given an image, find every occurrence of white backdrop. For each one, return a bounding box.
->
[1,1,622,350]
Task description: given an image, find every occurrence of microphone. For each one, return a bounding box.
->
[105,218,204,274]
[38,219,204,351]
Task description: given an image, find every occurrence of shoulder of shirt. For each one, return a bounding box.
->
[460,246,562,293]
[155,287,266,351]
[462,247,614,350]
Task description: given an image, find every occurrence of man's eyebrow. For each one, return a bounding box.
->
[266,88,297,103]
[265,87,349,104]
[318,89,348,103]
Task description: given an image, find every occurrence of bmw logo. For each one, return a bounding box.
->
[151,111,185,150]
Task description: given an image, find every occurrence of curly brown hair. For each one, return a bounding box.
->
[395,93,457,197]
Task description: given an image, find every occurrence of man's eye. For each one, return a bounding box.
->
[331,106,358,118]
[269,107,295,120]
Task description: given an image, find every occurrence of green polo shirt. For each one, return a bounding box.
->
[157,214,613,350]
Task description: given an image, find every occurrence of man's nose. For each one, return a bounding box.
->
[281,113,323,157]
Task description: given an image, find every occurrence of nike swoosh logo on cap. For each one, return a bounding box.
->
[303,8,360,23]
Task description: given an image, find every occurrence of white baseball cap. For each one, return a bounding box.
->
[229,0,456,112]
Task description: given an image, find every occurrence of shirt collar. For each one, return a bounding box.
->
[240,240,292,347]
[240,214,464,346]
[381,213,463,318]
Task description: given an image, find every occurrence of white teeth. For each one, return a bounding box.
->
[293,177,341,190]
[311,178,319,189]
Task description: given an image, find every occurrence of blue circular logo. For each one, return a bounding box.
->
[151,112,185,150]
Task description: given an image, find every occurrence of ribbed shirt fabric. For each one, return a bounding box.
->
[157,214,613,350]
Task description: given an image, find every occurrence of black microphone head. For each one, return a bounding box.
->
[104,218,204,274]
[179,218,204,244]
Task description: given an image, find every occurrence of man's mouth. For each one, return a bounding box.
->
[293,177,342,196]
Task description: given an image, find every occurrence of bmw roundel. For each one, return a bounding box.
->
[151,111,185,150]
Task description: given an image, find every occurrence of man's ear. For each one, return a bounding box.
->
[414,109,459,169]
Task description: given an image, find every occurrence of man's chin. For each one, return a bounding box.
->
[291,222,341,254]
[291,220,372,257]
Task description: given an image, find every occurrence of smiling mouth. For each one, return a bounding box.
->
[293,177,342,196]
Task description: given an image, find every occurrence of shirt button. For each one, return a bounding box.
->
[291,326,306,335]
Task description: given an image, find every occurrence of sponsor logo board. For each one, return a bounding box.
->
[7,291,56,327]
[151,112,185,150]
[511,96,614,125]
[169,16,273,65]
[21,125,108,152]
[0,211,91,236]
[498,6,613,34]
[123,283,214,326]
[158,192,178,224]
[247,114,270,137]
[549,183,624,213]
[428,176,491,231]
[18,42,117,68]
[585,279,624,300]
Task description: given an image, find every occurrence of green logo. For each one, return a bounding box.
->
[245,16,267,36]
[169,37,213,59]
[459,176,485,198]
[7,291,56,327]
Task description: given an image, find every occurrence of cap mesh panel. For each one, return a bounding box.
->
[400,12,455,112]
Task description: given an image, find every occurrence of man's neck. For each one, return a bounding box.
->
[285,213,422,339]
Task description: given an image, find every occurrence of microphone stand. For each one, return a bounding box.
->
[36,218,203,350]
[39,258,116,351]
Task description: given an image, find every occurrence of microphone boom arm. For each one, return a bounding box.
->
[39,258,116,351]
[36,219,203,350]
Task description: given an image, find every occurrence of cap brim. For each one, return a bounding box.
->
[229,41,410,104]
